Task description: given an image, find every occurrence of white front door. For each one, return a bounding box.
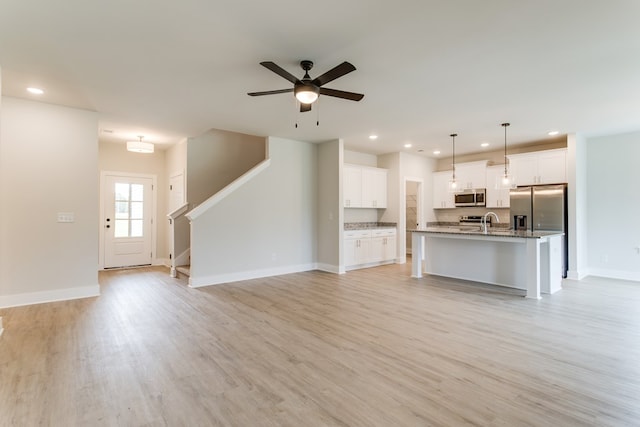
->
[103,174,154,268]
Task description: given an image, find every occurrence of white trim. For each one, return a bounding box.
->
[167,203,189,219]
[0,285,100,309]
[188,263,315,288]
[316,263,342,274]
[567,269,589,280]
[587,268,640,282]
[186,159,271,221]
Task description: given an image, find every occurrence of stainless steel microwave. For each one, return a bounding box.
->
[454,189,486,207]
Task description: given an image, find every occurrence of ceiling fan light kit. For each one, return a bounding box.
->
[248,60,364,113]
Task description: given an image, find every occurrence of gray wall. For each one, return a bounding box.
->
[586,131,640,280]
[0,97,99,307]
[187,128,265,206]
[189,137,318,285]
[318,139,343,272]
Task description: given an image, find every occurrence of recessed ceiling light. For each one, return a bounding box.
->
[433,150,441,155]
[27,87,44,95]
[404,143,412,148]
[481,142,490,148]
[547,130,560,136]
[369,134,378,140]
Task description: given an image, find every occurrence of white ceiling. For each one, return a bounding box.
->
[1,0,640,157]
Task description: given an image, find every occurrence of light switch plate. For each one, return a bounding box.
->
[57,212,75,223]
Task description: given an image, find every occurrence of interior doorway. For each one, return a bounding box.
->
[403,177,423,259]
[100,172,157,269]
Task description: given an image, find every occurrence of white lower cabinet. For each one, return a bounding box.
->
[345,228,396,270]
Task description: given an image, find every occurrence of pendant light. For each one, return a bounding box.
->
[126,135,154,154]
[496,123,516,189]
[447,133,458,192]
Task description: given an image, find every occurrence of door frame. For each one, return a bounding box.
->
[99,171,158,270]
[401,176,424,264]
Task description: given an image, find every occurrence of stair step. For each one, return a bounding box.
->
[176,265,191,277]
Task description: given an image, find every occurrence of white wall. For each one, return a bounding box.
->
[0,97,99,307]
[98,141,168,262]
[586,131,640,281]
[567,133,589,280]
[189,137,318,286]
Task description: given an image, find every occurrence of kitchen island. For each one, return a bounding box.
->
[411,227,564,299]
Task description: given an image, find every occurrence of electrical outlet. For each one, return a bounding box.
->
[634,246,640,255]
[602,254,609,263]
[271,253,277,261]
[57,212,75,223]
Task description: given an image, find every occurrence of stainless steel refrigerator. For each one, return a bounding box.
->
[510,184,568,277]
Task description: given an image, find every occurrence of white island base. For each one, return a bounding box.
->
[411,230,563,299]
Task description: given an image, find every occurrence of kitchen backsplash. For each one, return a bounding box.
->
[433,207,510,226]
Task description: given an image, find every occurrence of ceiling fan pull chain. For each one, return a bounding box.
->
[316,98,320,126]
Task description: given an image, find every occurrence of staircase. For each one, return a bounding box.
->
[176,265,190,278]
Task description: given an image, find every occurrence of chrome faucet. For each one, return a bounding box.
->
[482,212,499,234]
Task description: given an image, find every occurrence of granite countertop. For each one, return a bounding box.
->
[344,222,397,230]
[411,226,563,239]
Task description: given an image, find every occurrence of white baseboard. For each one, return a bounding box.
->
[315,263,342,274]
[567,269,589,281]
[0,284,100,309]
[189,263,316,288]
[587,268,640,282]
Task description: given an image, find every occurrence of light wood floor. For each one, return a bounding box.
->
[1,263,640,426]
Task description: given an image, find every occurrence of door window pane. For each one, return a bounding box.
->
[131,201,143,219]
[130,220,143,237]
[113,182,145,238]
[114,220,129,238]
[115,183,130,201]
[131,184,144,201]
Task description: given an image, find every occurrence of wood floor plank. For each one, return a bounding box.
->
[1,263,640,426]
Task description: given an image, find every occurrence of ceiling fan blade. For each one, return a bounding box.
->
[319,87,364,101]
[300,103,312,113]
[247,88,293,96]
[260,61,300,84]
[312,62,356,87]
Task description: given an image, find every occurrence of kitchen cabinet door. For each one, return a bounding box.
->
[485,165,511,208]
[537,149,567,184]
[362,168,387,208]
[344,230,371,267]
[432,171,455,209]
[370,229,396,262]
[344,166,362,207]
[384,235,397,261]
[509,149,567,186]
[510,153,539,186]
[455,161,487,190]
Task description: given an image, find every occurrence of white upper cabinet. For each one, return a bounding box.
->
[362,167,388,208]
[454,161,488,190]
[344,164,388,208]
[485,165,511,208]
[432,171,455,209]
[344,165,362,207]
[508,149,567,186]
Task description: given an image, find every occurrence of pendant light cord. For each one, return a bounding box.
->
[450,133,457,180]
[502,123,510,176]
